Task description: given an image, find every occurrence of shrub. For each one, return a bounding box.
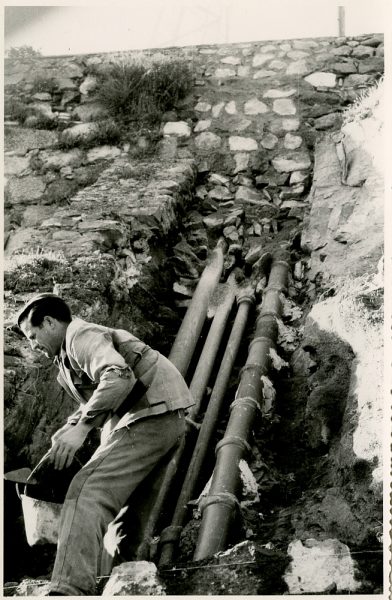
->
[95,58,193,125]
[4,98,30,122]
[31,75,58,94]
[6,45,42,60]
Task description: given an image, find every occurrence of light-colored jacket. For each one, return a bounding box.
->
[54,318,194,431]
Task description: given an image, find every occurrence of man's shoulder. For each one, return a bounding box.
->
[65,318,108,344]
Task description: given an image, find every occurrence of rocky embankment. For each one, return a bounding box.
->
[4,32,384,595]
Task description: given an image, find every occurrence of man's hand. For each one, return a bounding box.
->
[51,422,75,445]
[49,423,91,470]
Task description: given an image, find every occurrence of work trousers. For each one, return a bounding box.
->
[50,410,185,595]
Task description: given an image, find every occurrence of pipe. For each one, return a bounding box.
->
[136,241,228,560]
[188,278,237,419]
[194,257,290,560]
[158,288,254,566]
[169,237,227,376]
[157,279,238,566]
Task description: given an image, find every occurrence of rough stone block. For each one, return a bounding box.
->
[344,74,372,87]
[286,60,309,75]
[263,88,296,98]
[221,56,241,65]
[102,561,166,596]
[194,101,211,112]
[225,101,237,114]
[253,69,275,79]
[5,127,58,155]
[6,176,46,205]
[79,75,98,95]
[244,98,269,115]
[163,121,191,137]
[305,72,337,88]
[4,155,30,176]
[252,53,274,67]
[229,136,258,152]
[352,45,376,58]
[212,102,225,117]
[284,133,302,149]
[284,539,361,593]
[72,102,108,122]
[273,98,296,115]
[272,153,311,172]
[42,149,84,171]
[261,133,278,149]
[282,118,300,131]
[194,119,211,132]
[287,50,309,60]
[214,68,236,78]
[195,132,222,152]
[86,145,122,163]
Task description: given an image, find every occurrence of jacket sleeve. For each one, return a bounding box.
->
[68,326,136,425]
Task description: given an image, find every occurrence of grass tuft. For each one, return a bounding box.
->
[343,77,384,125]
[95,57,193,125]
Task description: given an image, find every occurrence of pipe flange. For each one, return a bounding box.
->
[239,362,268,377]
[159,525,183,545]
[199,491,239,513]
[265,284,287,294]
[230,396,261,414]
[257,310,279,320]
[215,435,252,455]
[272,259,290,268]
[236,291,255,305]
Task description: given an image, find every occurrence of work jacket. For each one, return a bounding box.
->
[54,318,194,431]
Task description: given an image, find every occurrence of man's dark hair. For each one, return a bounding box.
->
[17,294,72,328]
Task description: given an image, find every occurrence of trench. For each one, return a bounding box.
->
[4,163,382,596]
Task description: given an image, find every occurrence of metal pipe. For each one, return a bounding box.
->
[158,288,254,566]
[157,279,237,566]
[136,240,227,560]
[188,278,237,419]
[169,237,227,376]
[194,256,290,560]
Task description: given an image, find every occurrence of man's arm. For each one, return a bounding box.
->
[50,325,135,469]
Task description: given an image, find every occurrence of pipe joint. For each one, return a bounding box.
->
[215,435,252,455]
[199,491,239,514]
[230,396,261,414]
[236,290,255,306]
[265,284,287,294]
[239,362,268,378]
[159,525,183,546]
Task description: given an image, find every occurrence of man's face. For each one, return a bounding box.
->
[20,316,63,359]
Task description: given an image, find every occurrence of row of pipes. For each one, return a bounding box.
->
[136,238,290,565]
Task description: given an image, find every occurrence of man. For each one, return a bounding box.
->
[17,293,193,595]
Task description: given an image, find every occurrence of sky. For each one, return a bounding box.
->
[3,0,390,57]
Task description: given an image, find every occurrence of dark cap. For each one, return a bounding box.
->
[16,293,63,327]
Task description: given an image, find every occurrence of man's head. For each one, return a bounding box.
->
[17,293,72,359]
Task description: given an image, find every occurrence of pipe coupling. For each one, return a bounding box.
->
[230,396,261,414]
[239,361,268,378]
[199,491,239,514]
[215,435,252,455]
[159,525,183,545]
[236,290,255,305]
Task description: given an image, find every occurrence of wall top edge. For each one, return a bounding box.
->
[4,32,384,62]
